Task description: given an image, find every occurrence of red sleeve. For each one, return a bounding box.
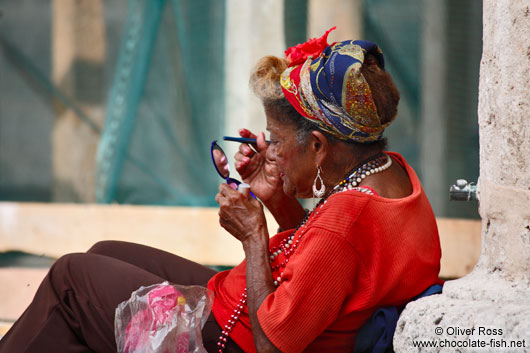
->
[256,227,371,353]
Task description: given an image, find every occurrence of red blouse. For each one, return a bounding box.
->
[207,152,442,353]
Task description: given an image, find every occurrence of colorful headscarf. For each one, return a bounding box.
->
[280,27,395,143]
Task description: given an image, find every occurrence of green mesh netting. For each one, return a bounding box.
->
[0,0,482,217]
[443,0,482,218]
[363,0,421,166]
[283,0,308,47]
[0,0,54,201]
[363,0,481,218]
[96,0,226,206]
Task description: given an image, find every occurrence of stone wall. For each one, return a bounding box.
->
[394,0,530,351]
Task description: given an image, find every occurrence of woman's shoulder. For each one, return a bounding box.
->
[310,187,429,236]
[384,151,422,194]
[307,190,372,236]
[353,151,424,202]
[307,152,431,235]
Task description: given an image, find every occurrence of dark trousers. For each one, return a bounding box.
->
[0,241,245,353]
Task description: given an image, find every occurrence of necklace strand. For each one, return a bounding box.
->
[216,153,391,352]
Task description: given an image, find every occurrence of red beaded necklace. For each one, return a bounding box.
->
[216,154,390,352]
[216,205,316,352]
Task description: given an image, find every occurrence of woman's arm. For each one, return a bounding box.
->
[215,184,281,352]
[243,233,282,353]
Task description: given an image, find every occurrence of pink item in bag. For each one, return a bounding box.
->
[115,282,213,353]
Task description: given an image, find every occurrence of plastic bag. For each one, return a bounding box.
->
[115,281,214,353]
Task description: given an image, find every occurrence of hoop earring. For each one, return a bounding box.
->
[312,166,326,198]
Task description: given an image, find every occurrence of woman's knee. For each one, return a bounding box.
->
[49,253,88,289]
[87,240,122,255]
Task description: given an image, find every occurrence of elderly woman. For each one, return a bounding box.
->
[0,29,441,353]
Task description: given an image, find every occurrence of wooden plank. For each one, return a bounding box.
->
[0,268,48,322]
[437,218,482,278]
[0,202,481,277]
[0,202,258,266]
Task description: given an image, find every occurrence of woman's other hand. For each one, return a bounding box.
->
[215,183,269,245]
[234,129,282,204]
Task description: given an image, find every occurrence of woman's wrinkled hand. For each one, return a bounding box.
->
[215,183,268,243]
[234,129,283,204]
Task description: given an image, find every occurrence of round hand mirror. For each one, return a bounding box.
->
[211,140,243,190]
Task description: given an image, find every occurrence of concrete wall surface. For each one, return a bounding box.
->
[395,1,530,351]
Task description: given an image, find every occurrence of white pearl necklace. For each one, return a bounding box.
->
[335,153,392,192]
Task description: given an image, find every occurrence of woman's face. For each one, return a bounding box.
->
[265,113,315,199]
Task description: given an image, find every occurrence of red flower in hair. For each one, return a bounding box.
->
[284,26,336,66]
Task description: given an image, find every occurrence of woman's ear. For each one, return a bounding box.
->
[310,130,329,165]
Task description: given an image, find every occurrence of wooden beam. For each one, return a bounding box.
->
[437,218,481,278]
[0,202,251,266]
[0,202,481,276]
